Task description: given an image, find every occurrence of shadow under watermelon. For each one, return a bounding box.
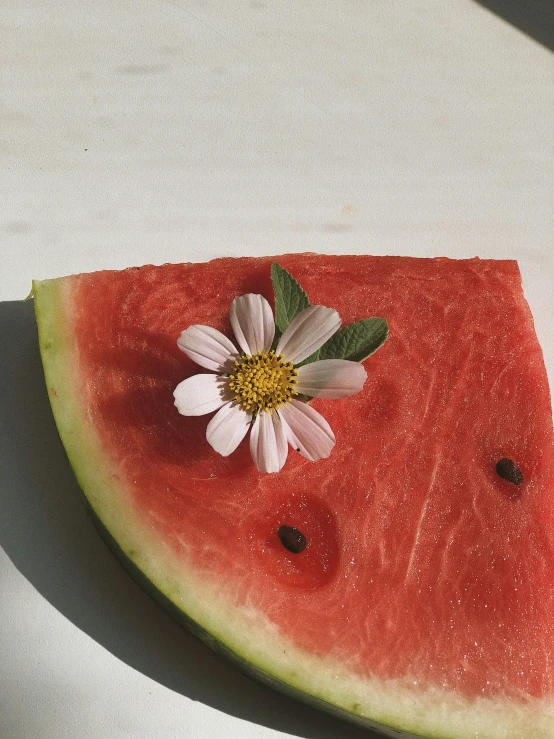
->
[0,299,378,739]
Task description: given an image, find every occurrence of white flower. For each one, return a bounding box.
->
[173,294,367,474]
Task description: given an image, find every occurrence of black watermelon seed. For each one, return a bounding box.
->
[496,458,524,486]
[278,525,307,554]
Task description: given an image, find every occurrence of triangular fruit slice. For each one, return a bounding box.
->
[34,254,554,738]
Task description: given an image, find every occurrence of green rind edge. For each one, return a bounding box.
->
[86,501,420,738]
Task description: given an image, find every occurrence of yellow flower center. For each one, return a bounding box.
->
[228,351,298,413]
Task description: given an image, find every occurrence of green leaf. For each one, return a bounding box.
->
[271,262,310,335]
[302,317,389,365]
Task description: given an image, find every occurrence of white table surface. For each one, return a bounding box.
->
[1,1,553,737]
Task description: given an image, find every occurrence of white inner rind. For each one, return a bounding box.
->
[33,276,554,739]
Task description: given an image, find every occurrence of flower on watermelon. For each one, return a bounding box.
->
[173,293,367,473]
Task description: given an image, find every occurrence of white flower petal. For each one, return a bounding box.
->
[177,325,239,372]
[296,359,367,399]
[206,402,252,457]
[174,374,231,416]
[230,294,275,356]
[276,305,341,364]
[250,411,288,473]
[279,399,335,462]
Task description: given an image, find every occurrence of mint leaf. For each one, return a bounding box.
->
[271,263,310,335]
[303,318,388,364]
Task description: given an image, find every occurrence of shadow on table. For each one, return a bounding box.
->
[0,299,379,739]
[472,0,554,52]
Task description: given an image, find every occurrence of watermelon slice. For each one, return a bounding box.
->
[33,254,554,739]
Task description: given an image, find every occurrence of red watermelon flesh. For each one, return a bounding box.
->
[34,254,554,737]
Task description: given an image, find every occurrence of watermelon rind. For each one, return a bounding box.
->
[32,273,554,739]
